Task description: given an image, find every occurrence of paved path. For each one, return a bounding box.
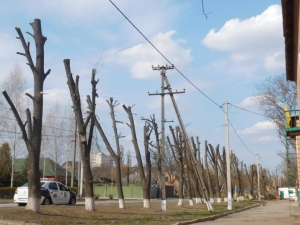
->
[192,200,300,225]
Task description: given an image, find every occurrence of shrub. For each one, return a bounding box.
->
[0,187,16,199]
[68,187,78,195]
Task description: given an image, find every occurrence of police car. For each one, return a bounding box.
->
[14,180,77,206]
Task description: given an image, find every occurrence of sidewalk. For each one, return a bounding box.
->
[190,200,300,225]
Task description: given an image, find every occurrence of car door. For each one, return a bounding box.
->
[48,182,60,204]
[57,182,70,204]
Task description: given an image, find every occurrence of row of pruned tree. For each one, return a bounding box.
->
[0,18,289,215]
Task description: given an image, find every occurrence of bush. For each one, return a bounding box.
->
[265,193,276,200]
[68,187,78,195]
[0,187,16,199]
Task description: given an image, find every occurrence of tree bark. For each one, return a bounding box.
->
[107,98,125,208]
[64,59,95,211]
[124,110,152,208]
[2,19,51,213]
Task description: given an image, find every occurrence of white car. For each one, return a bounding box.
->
[14,181,77,206]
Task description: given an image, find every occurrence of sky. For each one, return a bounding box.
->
[0,0,286,172]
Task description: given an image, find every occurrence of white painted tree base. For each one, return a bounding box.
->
[119,199,125,209]
[195,198,202,203]
[224,197,228,202]
[161,200,167,211]
[178,198,184,206]
[205,200,214,211]
[26,197,40,213]
[217,198,222,203]
[189,199,194,206]
[143,199,151,208]
[85,197,95,211]
[210,198,214,203]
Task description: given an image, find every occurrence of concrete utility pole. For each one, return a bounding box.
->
[256,154,261,201]
[224,101,232,210]
[162,71,213,211]
[150,65,174,211]
[71,119,77,187]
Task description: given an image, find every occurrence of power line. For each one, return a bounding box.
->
[222,105,256,156]
[229,104,266,117]
[109,0,222,109]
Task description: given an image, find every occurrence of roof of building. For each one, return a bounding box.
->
[281,0,299,82]
[14,158,71,177]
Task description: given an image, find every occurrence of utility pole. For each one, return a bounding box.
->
[161,69,213,211]
[256,154,261,201]
[149,65,175,211]
[224,101,232,210]
[71,119,77,187]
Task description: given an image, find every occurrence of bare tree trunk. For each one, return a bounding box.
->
[183,148,193,206]
[207,144,221,201]
[168,126,185,206]
[204,141,214,199]
[123,110,153,208]
[217,147,227,197]
[64,60,96,211]
[107,98,125,208]
[2,19,51,213]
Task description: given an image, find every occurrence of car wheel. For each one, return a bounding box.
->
[42,197,51,205]
[18,203,26,206]
[69,197,76,205]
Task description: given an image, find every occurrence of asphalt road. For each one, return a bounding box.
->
[191,200,300,225]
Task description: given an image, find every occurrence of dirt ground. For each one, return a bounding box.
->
[0,200,257,225]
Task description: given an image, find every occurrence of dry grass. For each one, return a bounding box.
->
[0,200,257,225]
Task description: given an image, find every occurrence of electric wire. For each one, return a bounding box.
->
[109,0,222,109]
[109,0,265,166]
[229,103,266,117]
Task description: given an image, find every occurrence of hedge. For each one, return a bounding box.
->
[0,187,16,199]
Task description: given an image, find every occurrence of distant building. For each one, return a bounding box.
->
[90,152,111,168]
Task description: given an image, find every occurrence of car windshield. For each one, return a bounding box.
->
[21,182,45,187]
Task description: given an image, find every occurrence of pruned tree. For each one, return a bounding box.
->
[2,19,50,213]
[217,146,227,196]
[123,106,152,208]
[183,142,193,206]
[207,143,221,199]
[87,97,125,209]
[231,153,242,197]
[168,126,184,206]
[190,137,204,204]
[204,140,214,199]
[64,59,97,211]
[244,164,255,196]
[165,139,177,184]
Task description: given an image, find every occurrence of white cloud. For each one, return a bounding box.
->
[238,96,259,109]
[257,136,278,142]
[202,5,284,72]
[239,121,276,135]
[104,30,192,79]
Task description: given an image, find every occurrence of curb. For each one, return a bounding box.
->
[0,220,41,225]
[172,203,263,225]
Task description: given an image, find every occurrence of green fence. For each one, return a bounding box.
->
[94,184,143,198]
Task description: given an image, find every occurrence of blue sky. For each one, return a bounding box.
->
[0,0,285,171]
